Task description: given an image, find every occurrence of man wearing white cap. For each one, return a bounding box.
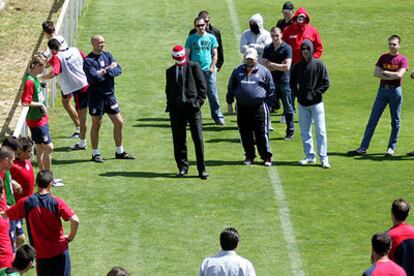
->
[227,48,274,167]
[165,45,208,179]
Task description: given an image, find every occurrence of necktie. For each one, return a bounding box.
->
[178,67,186,103]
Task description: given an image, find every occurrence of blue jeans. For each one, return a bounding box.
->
[203,69,224,122]
[298,103,328,161]
[276,82,294,135]
[360,87,402,150]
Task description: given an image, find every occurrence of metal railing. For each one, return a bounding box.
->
[12,0,85,137]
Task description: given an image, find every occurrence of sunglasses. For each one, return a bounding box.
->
[301,47,310,51]
[271,34,280,38]
[389,43,398,46]
[196,24,205,27]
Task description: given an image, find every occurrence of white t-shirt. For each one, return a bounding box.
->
[199,250,256,276]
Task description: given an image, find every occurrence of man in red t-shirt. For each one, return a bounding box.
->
[0,170,79,275]
[363,232,406,276]
[348,35,408,157]
[0,179,14,269]
[387,198,414,276]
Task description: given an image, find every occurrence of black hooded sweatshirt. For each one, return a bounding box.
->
[290,39,330,107]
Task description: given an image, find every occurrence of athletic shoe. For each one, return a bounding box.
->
[69,131,80,139]
[70,142,87,150]
[91,154,104,163]
[347,148,366,156]
[52,179,64,187]
[115,151,135,159]
[243,158,254,166]
[321,160,331,169]
[280,115,286,124]
[298,157,316,166]
[385,148,394,157]
[284,133,294,141]
[264,157,272,167]
[407,151,414,156]
[215,119,225,126]
[199,171,209,180]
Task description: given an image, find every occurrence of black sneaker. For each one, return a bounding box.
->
[115,151,135,159]
[284,133,294,141]
[69,131,80,139]
[92,154,104,163]
[347,148,366,156]
[408,151,414,156]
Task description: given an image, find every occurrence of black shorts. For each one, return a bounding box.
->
[88,95,120,116]
[73,91,88,111]
[37,249,71,276]
[30,124,52,144]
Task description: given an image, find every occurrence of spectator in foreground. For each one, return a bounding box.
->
[362,232,406,276]
[387,198,414,276]
[199,227,256,276]
[240,13,271,63]
[106,267,130,276]
[0,170,79,276]
[0,244,36,275]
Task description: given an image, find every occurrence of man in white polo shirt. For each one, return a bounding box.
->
[199,227,256,276]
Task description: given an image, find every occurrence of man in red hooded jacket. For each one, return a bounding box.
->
[282,7,323,64]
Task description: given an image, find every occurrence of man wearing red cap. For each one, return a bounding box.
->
[165,45,208,179]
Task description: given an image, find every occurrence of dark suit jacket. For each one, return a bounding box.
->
[165,61,207,112]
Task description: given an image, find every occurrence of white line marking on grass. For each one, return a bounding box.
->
[268,169,305,275]
[224,1,305,274]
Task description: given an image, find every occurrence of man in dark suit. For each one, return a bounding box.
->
[165,45,208,180]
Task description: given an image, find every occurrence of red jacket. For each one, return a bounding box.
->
[282,7,323,64]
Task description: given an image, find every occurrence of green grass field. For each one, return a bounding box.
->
[23,0,414,275]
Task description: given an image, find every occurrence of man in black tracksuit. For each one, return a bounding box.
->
[165,45,208,179]
[290,39,330,168]
[227,48,275,166]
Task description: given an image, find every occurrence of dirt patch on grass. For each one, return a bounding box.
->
[0,0,64,138]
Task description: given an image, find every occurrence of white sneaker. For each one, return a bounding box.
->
[70,142,87,150]
[321,160,331,169]
[269,124,274,131]
[385,148,394,157]
[298,157,316,166]
[52,179,65,187]
[280,115,286,123]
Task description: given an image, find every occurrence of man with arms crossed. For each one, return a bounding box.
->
[348,35,408,157]
[84,35,135,162]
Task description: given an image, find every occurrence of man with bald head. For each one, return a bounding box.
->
[83,35,134,162]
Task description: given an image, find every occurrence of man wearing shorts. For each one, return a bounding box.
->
[42,38,89,150]
[83,35,134,162]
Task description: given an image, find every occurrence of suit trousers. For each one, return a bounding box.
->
[169,106,205,172]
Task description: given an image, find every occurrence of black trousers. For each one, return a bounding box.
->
[169,106,205,172]
[237,103,272,160]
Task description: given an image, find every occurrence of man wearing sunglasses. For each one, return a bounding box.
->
[348,35,408,157]
[186,17,225,126]
[189,11,224,72]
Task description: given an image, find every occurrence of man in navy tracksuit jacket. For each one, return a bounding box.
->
[227,48,274,166]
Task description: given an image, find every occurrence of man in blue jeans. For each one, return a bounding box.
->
[263,26,294,140]
[185,16,225,125]
[348,35,408,157]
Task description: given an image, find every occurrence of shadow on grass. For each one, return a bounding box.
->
[99,171,177,178]
[205,138,240,143]
[53,146,72,153]
[136,117,169,122]
[203,126,238,132]
[133,123,170,128]
[53,159,90,165]
[201,160,248,166]
[349,153,414,162]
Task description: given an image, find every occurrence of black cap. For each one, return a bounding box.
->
[282,1,294,11]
